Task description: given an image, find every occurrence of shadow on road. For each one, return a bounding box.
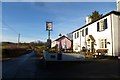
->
[2,51,120,79]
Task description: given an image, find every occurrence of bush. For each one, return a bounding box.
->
[47,44,58,53]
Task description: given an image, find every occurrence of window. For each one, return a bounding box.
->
[104,18,107,29]
[99,39,107,48]
[74,33,76,39]
[82,28,88,37]
[85,28,88,35]
[100,20,104,31]
[74,32,79,39]
[101,40,104,48]
[82,29,84,37]
[97,22,99,32]
[105,39,107,48]
[84,29,86,36]
[97,18,108,32]
[77,31,79,38]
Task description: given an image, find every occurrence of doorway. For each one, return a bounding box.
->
[91,42,94,53]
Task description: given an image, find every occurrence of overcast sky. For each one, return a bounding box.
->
[2,2,117,43]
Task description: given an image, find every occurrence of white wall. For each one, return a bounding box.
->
[73,31,81,52]
[87,15,113,56]
[73,14,120,56]
[43,52,85,61]
[112,13,120,56]
[118,15,120,55]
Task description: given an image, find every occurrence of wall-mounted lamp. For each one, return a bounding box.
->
[107,42,110,44]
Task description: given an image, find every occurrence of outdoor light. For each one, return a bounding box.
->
[107,42,110,44]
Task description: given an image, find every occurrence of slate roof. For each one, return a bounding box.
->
[72,11,120,33]
[54,35,71,41]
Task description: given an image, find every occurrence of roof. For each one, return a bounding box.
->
[54,35,71,41]
[72,11,120,33]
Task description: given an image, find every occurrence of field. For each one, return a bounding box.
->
[1,42,47,60]
[1,42,32,59]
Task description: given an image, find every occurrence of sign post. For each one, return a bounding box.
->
[46,21,53,49]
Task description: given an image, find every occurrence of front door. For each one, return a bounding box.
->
[91,42,94,53]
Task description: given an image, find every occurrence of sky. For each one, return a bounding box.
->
[1,0,117,2]
[2,2,117,43]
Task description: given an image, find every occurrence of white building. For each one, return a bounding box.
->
[72,11,120,56]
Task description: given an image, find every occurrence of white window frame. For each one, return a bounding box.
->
[100,20,104,31]
[99,39,107,48]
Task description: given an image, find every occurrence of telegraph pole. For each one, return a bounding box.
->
[17,33,20,48]
[18,34,20,43]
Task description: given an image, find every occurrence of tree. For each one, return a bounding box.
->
[89,11,103,22]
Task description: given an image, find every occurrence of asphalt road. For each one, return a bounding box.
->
[2,51,120,79]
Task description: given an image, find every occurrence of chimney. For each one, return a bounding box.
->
[86,16,92,24]
[117,0,120,11]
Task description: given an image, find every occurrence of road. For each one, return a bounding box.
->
[2,51,120,79]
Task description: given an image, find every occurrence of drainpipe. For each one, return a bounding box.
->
[118,15,120,56]
[80,31,82,52]
[110,14,113,56]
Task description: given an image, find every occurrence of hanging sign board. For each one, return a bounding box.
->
[46,22,53,31]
